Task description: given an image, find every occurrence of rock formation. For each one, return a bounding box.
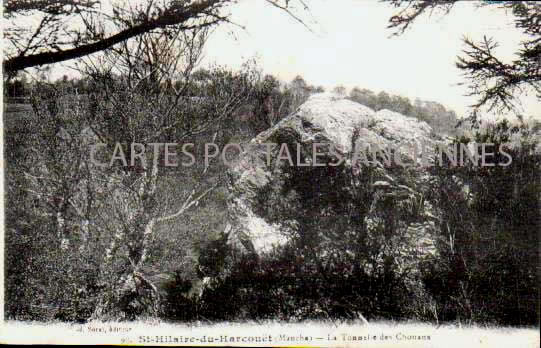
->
[228,93,441,264]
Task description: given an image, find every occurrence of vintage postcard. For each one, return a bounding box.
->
[1,0,539,346]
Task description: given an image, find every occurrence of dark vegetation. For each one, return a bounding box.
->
[423,120,540,325]
[4,73,540,326]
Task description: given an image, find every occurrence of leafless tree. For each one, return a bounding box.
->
[3,0,310,75]
[7,4,259,318]
[80,27,257,318]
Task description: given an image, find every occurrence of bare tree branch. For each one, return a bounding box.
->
[4,0,312,74]
[386,0,541,116]
[3,0,226,73]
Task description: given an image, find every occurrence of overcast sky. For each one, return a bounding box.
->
[203,0,539,120]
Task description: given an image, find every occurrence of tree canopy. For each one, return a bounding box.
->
[387,1,540,117]
[3,0,307,75]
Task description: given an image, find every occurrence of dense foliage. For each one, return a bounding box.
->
[4,70,540,326]
[348,87,459,135]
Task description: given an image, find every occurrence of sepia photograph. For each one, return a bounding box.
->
[1,0,540,346]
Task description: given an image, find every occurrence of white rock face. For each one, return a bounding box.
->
[229,198,287,254]
[295,93,376,153]
[228,93,440,256]
[372,109,434,155]
[373,109,432,142]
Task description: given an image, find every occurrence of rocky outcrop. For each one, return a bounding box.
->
[227,93,442,278]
